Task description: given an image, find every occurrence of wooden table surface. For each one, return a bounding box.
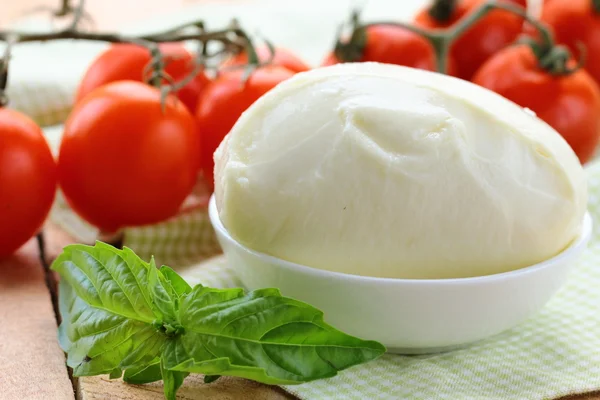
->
[0,224,598,400]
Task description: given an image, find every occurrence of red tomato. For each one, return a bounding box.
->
[59,81,200,232]
[472,45,600,164]
[222,46,310,73]
[195,66,296,185]
[414,0,524,80]
[0,109,56,257]
[75,43,210,112]
[321,25,458,75]
[540,0,600,86]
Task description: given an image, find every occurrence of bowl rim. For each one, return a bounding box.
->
[208,194,593,286]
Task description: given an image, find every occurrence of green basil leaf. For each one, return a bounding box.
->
[160,266,192,297]
[163,286,385,384]
[52,243,172,376]
[57,278,165,376]
[109,368,123,379]
[123,360,162,384]
[147,260,179,323]
[160,357,189,400]
[57,276,75,354]
[54,241,386,400]
[53,242,157,323]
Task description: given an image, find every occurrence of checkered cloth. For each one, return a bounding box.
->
[3,21,107,127]
[122,206,220,267]
[179,160,600,400]
[50,188,222,268]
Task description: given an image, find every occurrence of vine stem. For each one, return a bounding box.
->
[428,0,458,22]
[68,0,86,31]
[0,28,244,47]
[0,34,17,106]
[0,19,247,100]
[54,0,75,17]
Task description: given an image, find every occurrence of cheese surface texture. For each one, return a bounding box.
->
[214,63,587,279]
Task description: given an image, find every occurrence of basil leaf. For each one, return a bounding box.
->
[123,360,162,384]
[56,278,165,376]
[160,357,188,400]
[163,286,385,384]
[109,368,123,379]
[147,260,179,323]
[54,241,386,400]
[53,243,169,376]
[53,243,157,322]
[160,266,192,297]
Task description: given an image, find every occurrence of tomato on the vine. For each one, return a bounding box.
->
[59,81,200,232]
[75,43,211,112]
[321,24,458,75]
[0,109,57,257]
[540,0,600,86]
[414,0,525,80]
[195,66,296,185]
[472,45,600,164]
[222,46,310,73]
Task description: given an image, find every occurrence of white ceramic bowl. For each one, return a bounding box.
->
[208,196,592,354]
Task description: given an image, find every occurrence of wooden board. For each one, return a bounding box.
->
[77,375,293,400]
[0,237,74,400]
[1,223,599,400]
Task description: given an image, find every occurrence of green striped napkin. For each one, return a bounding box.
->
[50,188,222,268]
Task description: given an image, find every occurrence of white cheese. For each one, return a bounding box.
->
[214,63,587,279]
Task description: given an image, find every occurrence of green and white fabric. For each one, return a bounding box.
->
[50,189,221,268]
[179,161,600,400]
[4,18,107,126]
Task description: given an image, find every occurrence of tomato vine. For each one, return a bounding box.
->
[0,0,267,106]
[335,0,584,76]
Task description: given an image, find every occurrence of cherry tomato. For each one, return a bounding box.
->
[222,46,310,73]
[59,81,200,232]
[0,109,56,257]
[472,45,600,164]
[75,43,211,112]
[414,0,524,80]
[540,0,600,86]
[321,25,458,75]
[195,66,296,185]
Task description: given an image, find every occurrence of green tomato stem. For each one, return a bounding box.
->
[0,34,17,105]
[428,0,458,23]
[54,0,75,17]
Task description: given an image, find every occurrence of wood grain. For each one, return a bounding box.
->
[0,235,74,400]
[77,375,294,400]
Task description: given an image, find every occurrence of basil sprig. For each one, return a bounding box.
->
[53,242,385,400]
